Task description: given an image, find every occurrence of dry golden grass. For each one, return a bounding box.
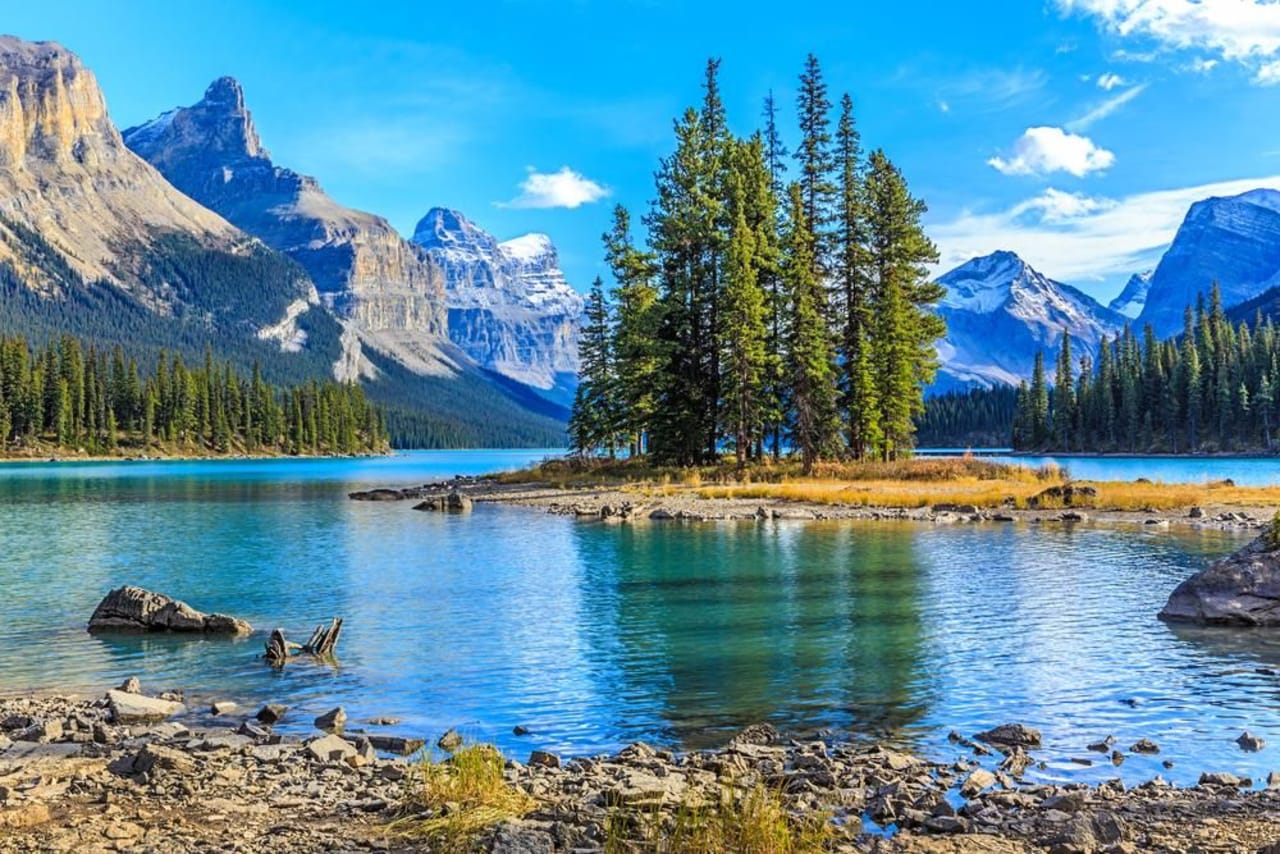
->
[607,783,832,854]
[391,744,534,851]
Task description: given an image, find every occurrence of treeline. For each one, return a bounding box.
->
[0,334,388,456]
[570,56,944,471]
[916,386,1018,449]
[1014,285,1280,453]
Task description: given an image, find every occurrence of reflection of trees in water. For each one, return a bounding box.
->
[572,521,928,750]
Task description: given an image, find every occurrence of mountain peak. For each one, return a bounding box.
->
[124,75,265,164]
[202,76,246,110]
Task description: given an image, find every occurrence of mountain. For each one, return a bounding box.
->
[1107,270,1152,319]
[413,208,582,404]
[0,36,335,379]
[122,77,451,381]
[1137,189,1280,336]
[934,251,1126,391]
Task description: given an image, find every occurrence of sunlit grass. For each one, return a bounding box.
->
[607,783,832,854]
[390,744,534,851]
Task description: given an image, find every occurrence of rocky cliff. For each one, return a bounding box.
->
[413,208,582,399]
[0,36,320,350]
[1137,189,1280,336]
[123,77,449,380]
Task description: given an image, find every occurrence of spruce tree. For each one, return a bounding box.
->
[603,205,660,455]
[781,183,841,473]
[794,54,836,274]
[569,278,618,456]
[1053,331,1074,450]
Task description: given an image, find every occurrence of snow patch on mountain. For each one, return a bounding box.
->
[1108,270,1152,319]
[934,251,1126,391]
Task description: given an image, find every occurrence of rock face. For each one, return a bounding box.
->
[413,208,582,401]
[123,77,450,379]
[1160,532,1280,625]
[1138,188,1280,337]
[88,586,251,635]
[0,37,240,289]
[933,251,1125,391]
[1108,270,1152,319]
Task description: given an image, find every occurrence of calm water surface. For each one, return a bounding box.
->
[2,451,1279,787]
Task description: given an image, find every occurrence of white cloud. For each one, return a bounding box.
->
[1060,0,1280,79]
[1257,60,1280,84]
[988,127,1116,177]
[1067,83,1148,131]
[938,100,951,113]
[931,176,1280,285]
[1186,57,1221,73]
[1097,72,1127,89]
[499,166,610,209]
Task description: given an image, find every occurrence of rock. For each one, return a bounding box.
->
[367,735,425,755]
[960,768,997,798]
[1087,736,1114,752]
[1199,771,1247,787]
[306,733,357,763]
[367,717,402,726]
[1189,506,1205,518]
[999,748,1033,777]
[315,707,347,731]
[131,743,195,776]
[1110,750,1125,766]
[1028,484,1098,509]
[489,819,556,854]
[729,723,780,746]
[15,719,62,743]
[210,701,238,716]
[236,721,269,739]
[88,586,251,635]
[0,803,50,829]
[1237,731,1266,752]
[975,723,1041,749]
[513,725,530,736]
[649,508,676,520]
[1268,770,1280,788]
[118,676,142,694]
[106,690,184,723]
[1130,738,1160,754]
[1060,510,1089,522]
[437,728,463,752]
[1160,532,1280,624]
[528,750,561,769]
[256,703,288,724]
[348,488,407,501]
[412,492,473,513]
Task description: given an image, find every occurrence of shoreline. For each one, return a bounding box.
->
[352,477,1273,533]
[3,689,1279,852]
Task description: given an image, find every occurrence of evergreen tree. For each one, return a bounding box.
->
[568,278,619,456]
[794,54,836,275]
[1053,331,1074,450]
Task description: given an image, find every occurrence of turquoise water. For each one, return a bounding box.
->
[972,453,1280,486]
[2,451,1280,787]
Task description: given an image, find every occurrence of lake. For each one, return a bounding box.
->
[1,450,1279,788]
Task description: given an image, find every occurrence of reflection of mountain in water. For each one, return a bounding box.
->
[573,522,929,749]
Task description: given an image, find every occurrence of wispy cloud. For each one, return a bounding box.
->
[1066,83,1148,131]
[931,176,1280,285]
[498,166,610,209]
[1097,72,1126,90]
[989,127,1116,177]
[936,66,1048,112]
[1185,57,1220,73]
[1060,0,1280,82]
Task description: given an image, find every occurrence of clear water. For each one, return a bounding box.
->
[1,451,1279,787]
[967,453,1280,487]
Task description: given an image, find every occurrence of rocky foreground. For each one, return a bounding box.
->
[3,691,1280,853]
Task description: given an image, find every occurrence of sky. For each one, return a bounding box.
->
[10,0,1280,305]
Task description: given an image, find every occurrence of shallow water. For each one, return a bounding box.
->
[0,451,1277,787]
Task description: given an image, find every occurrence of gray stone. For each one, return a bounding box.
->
[1199,771,1247,787]
[1237,731,1266,752]
[131,743,195,776]
[412,492,473,513]
[1130,738,1160,754]
[528,750,561,769]
[210,701,238,715]
[307,733,357,763]
[960,768,996,798]
[118,676,142,694]
[256,703,287,724]
[315,707,347,731]
[437,728,463,752]
[1161,532,1280,624]
[88,586,251,635]
[107,690,184,723]
[367,735,425,755]
[975,723,1042,749]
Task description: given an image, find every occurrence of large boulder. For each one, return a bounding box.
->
[107,690,185,723]
[1160,532,1280,625]
[88,586,251,635]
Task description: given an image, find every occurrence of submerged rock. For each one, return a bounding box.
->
[88,586,251,635]
[1160,532,1280,625]
[412,492,473,513]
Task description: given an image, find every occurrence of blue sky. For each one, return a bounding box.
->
[10,0,1280,303]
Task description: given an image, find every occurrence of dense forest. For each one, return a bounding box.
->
[570,56,944,470]
[916,386,1018,449]
[0,334,388,457]
[918,284,1280,454]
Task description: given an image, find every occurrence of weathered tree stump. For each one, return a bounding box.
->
[262,618,342,665]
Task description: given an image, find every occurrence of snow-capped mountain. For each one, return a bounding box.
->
[1138,188,1280,336]
[934,251,1126,391]
[1107,270,1152,319]
[413,208,583,400]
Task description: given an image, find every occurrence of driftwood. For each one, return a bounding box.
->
[262,618,342,666]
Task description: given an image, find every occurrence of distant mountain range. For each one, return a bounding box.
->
[0,36,578,446]
[934,188,1280,390]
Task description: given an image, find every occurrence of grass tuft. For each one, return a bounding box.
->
[391,744,534,851]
